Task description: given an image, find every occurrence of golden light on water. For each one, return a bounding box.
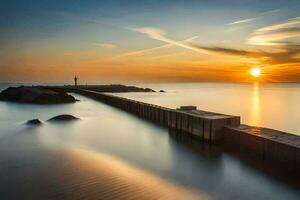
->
[250,82,261,126]
[250,67,261,78]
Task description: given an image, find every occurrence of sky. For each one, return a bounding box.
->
[0,0,300,83]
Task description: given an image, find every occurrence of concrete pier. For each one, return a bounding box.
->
[72,89,239,142]
[171,106,240,142]
[223,125,300,174]
[49,87,300,178]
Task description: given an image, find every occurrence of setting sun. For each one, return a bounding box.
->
[250,68,261,77]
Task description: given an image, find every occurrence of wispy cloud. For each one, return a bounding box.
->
[248,17,300,46]
[260,9,281,16]
[127,27,213,55]
[120,35,198,57]
[126,26,300,65]
[93,43,117,48]
[226,9,280,27]
[227,18,256,25]
[191,44,300,65]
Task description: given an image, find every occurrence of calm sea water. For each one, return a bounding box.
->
[0,83,300,200]
[117,82,300,135]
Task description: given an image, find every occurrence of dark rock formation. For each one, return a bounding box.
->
[0,86,76,104]
[26,119,42,125]
[159,90,166,93]
[48,114,79,122]
[58,84,156,93]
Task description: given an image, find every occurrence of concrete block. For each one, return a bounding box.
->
[169,111,177,129]
[159,109,164,125]
[181,113,189,133]
[222,127,240,150]
[203,119,212,141]
[176,112,182,131]
[155,107,160,122]
[239,132,264,159]
[191,116,204,138]
[264,140,296,171]
[179,106,197,110]
[296,148,300,178]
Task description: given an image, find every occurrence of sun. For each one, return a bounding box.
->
[250,67,261,77]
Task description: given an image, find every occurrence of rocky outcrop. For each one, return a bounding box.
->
[26,119,42,125]
[48,114,79,122]
[67,84,156,93]
[0,86,76,104]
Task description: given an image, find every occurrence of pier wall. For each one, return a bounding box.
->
[54,88,300,177]
[71,89,239,143]
[223,125,300,175]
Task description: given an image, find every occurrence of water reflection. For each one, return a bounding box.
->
[250,82,261,126]
[1,93,300,200]
[116,83,300,134]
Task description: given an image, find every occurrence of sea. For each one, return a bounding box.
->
[0,82,299,200]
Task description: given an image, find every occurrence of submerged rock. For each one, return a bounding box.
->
[26,119,42,125]
[0,86,76,104]
[73,84,156,93]
[48,114,79,122]
[144,88,155,92]
[159,90,166,93]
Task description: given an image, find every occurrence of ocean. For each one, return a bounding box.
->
[0,83,299,199]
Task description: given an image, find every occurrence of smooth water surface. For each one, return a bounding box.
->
[116,83,300,135]
[0,89,299,200]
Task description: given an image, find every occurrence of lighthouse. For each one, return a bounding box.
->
[74,76,78,87]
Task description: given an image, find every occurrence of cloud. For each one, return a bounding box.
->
[93,43,117,48]
[120,35,198,57]
[227,18,256,25]
[260,9,281,16]
[226,9,280,26]
[127,27,213,55]
[248,17,300,46]
[192,44,300,65]
[126,25,300,66]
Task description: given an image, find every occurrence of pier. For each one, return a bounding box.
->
[50,87,300,178]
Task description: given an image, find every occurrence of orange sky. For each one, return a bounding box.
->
[1,1,299,83]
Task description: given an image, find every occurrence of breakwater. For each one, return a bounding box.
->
[71,89,240,143]
[52,87,300,178]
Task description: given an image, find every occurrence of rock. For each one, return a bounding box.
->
[0,86,76,104]
[26,119,42,125]
[144,88,156,92]
[48,114,79,122]
[159,90,166,93]
[70,84,156,93]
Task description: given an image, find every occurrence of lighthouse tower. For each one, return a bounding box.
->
[74,76,78,87]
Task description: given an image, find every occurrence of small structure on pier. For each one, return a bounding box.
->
[74,76,78,87]
[170,106,240,142]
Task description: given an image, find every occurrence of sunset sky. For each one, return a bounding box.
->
[1,0,300,83]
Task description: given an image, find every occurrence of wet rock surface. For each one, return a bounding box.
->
[48,114,79,122]
[26,119,42,125]
[0,86,76,104]
[61,84,156,93]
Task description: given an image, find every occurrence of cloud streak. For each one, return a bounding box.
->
[126,26,300,66]
[192,44,300,65]
[127,27,213,55]
[248,17,300,46]
[120,35,198,57]
[227,9,280,26]
[93,43,117,48]
[124,24,300,68]
[227,18,256,25]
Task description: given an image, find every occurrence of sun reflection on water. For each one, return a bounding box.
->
[250,82,261,126]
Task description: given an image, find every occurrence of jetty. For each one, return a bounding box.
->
[47,86,300,178]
